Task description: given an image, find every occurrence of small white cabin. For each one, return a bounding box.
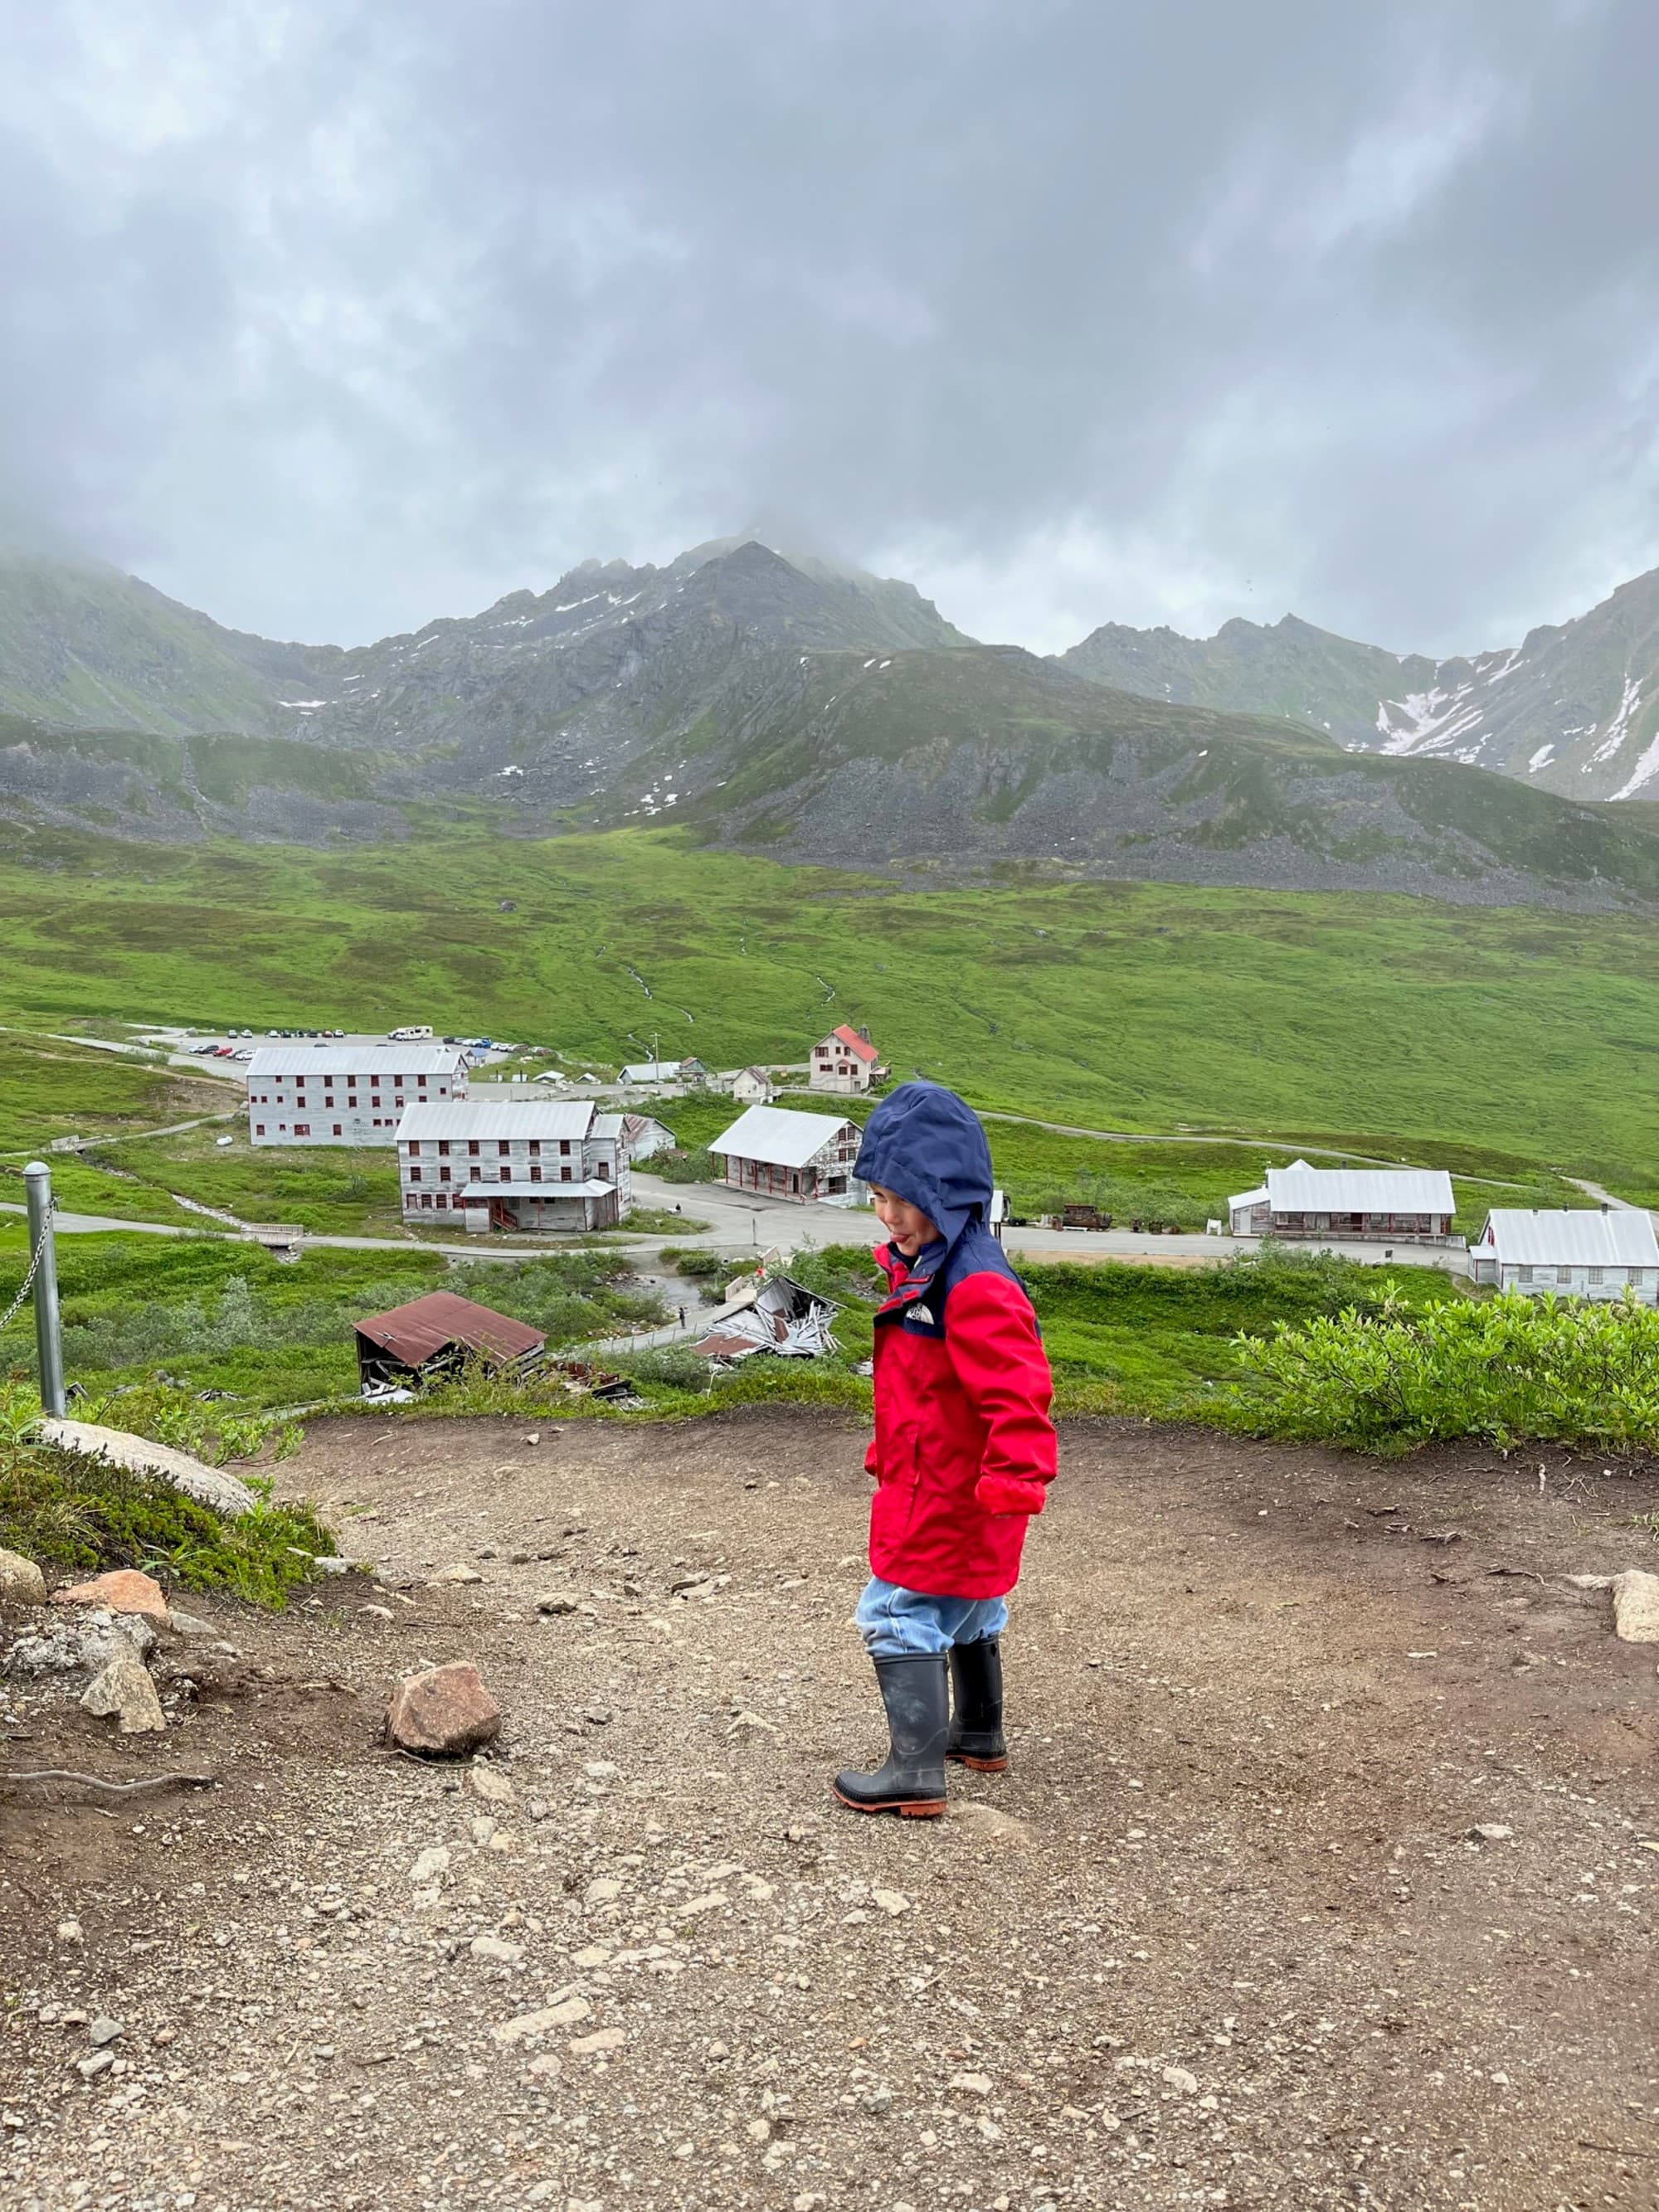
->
[730,1067,776,1106]
[1228,1160,1457,1244]
[1471,1208,1659,1303]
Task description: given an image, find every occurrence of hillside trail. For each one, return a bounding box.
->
[4,1411,1658,2211]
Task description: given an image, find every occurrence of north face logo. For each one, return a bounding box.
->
[906,1305,935,1326]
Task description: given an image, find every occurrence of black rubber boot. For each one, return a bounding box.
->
[946,1636,1008,1772]
[833,1654,949,1817]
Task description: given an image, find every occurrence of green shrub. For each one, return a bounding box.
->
[1228,1287,1659,1454]
[659,1246,727,1281]
[649,1147,718,1185]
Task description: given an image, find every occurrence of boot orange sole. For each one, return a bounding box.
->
[946,1752,1009,1772]
[832,1787,947,1817]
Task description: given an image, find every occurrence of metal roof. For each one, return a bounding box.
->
[246,1044,466,1080]
[1264,1161,1454,1214]
[822,1025,878,1062]
[396,1100,596,1143]
[620,1061,688,1082]
[353,1291,544,1369]
[1228,1184,1271,1209]
[710,1103,858,1168]
[1478,1208,1659,1266]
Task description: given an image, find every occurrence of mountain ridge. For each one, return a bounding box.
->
[1059,566,1659,802]
[5,536,1659,912]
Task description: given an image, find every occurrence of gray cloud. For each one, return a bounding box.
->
[0,0,1655,653]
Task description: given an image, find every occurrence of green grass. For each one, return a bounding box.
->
[2,824,1657,1213]
[0,1233,664,1409]
[0,1028,236,1155]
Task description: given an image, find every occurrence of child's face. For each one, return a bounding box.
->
[868,1184,940,1256]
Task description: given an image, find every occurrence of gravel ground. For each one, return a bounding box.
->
[3,1409,1659,2212]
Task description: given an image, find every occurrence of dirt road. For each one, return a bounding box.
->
[3,1412,1658,2210]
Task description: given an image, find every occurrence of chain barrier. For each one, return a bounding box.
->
[0,1199,53,1337]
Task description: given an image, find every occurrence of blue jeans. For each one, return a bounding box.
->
[855,1577,1008,1660]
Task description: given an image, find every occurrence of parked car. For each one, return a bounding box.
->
[212,1045,236,1058]
[232,1048,255,1061]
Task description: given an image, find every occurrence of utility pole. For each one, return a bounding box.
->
[23,1160,66,1418]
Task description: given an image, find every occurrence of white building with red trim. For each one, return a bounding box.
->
[247,1043,468,1147]
[397,1100,630,1231]
[808,1025,883,1094]
[710,1104,861,1203]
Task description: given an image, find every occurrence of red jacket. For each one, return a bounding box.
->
[865,1223,1057,1598]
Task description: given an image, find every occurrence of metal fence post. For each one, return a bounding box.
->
[23,1160,66,1418]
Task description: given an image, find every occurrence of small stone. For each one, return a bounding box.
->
[1161,2064,1199,2095]
[523,1433,541,1446]
[872,1889,910,1916]
[676,1891,728,1918]
[569,2025,625,2056]
[76,2050,114,2080]
[746,2116,771,2142]
[583,1760,617,1781]
[87,2018,123,2047]
[431,1563,484,1585]
[0,1547,46,1606]
[56,1919,83,1944]
[358,1603,394,1621]
[1468,1823,1514,1843]
[384,1662,501,1757]
[409,1846,451,1885]
[1612,1570,1659,1642]
[469,1764,516,1805]
[493,1996,590,2044]
[536,1594,577,1616]
[571,1944,613,1969]
[948,2072,993,2095]
[584,1877,623,1904]
[80,1636,165,1734]
[167,1609,216,1638]
[52,1568,170,1627]
[469,1935,524,1965]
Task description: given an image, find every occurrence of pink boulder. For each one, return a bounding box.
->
[385,1662,502,1757]
[52,1568,170,1627]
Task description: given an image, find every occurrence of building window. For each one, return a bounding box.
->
[421,1192,432,1208]
[499,1140,511,1157]
[440,1167,451,1184]
[596,1159,610,1180]
[1517,1266,1533,1284]
[561,1166,572,1182]
[438,1140,450,1156]
[409,1140,421,1156]
[469,1166,482,1181]
[410,1168,421,1184]
[530,1164,542,1183]
[560,1140,571,1155]
[528,1140,540,1157]
[435,1192,447,1208]
[1588,1266,1603,1286]
[468,1141,480,1156]
[417,1075,427,1088]
[294,1122,310,1136]
[255,1124,265,1135]
[394,1074,404,1087]
[324,1096,334,1108]
[333,1123,342,1136]
[1556,1266,1572,1286]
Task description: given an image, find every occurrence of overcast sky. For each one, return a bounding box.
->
[2,0,1656,654]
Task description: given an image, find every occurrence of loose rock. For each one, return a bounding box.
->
[431,1563,484,1585]
[52,1568,170,1628]
[0,1547,46,1607]
[385,1662,502,1757]
[80,1635,166,1734]
[469,1762,516,1805]
[1611,1570,1659,1642]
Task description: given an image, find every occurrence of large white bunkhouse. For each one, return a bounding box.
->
[1470,1208,1659,1303]
[710,1104,861,1204]
[1228,1159,1457,1243]
[247,1043,469,1148]
[808,1025,882,1094]
[397,1100,631,1232]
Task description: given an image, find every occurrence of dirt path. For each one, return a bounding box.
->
[4,1412,1659,2210]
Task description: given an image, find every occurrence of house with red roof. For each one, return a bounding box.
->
[808,1024,883,1096]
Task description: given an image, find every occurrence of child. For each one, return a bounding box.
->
[834,1081,1056,1817]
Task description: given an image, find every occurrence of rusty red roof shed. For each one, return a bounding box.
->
[354,1291,545,1372]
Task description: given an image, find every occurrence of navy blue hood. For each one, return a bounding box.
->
[854,1081,993,1252]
